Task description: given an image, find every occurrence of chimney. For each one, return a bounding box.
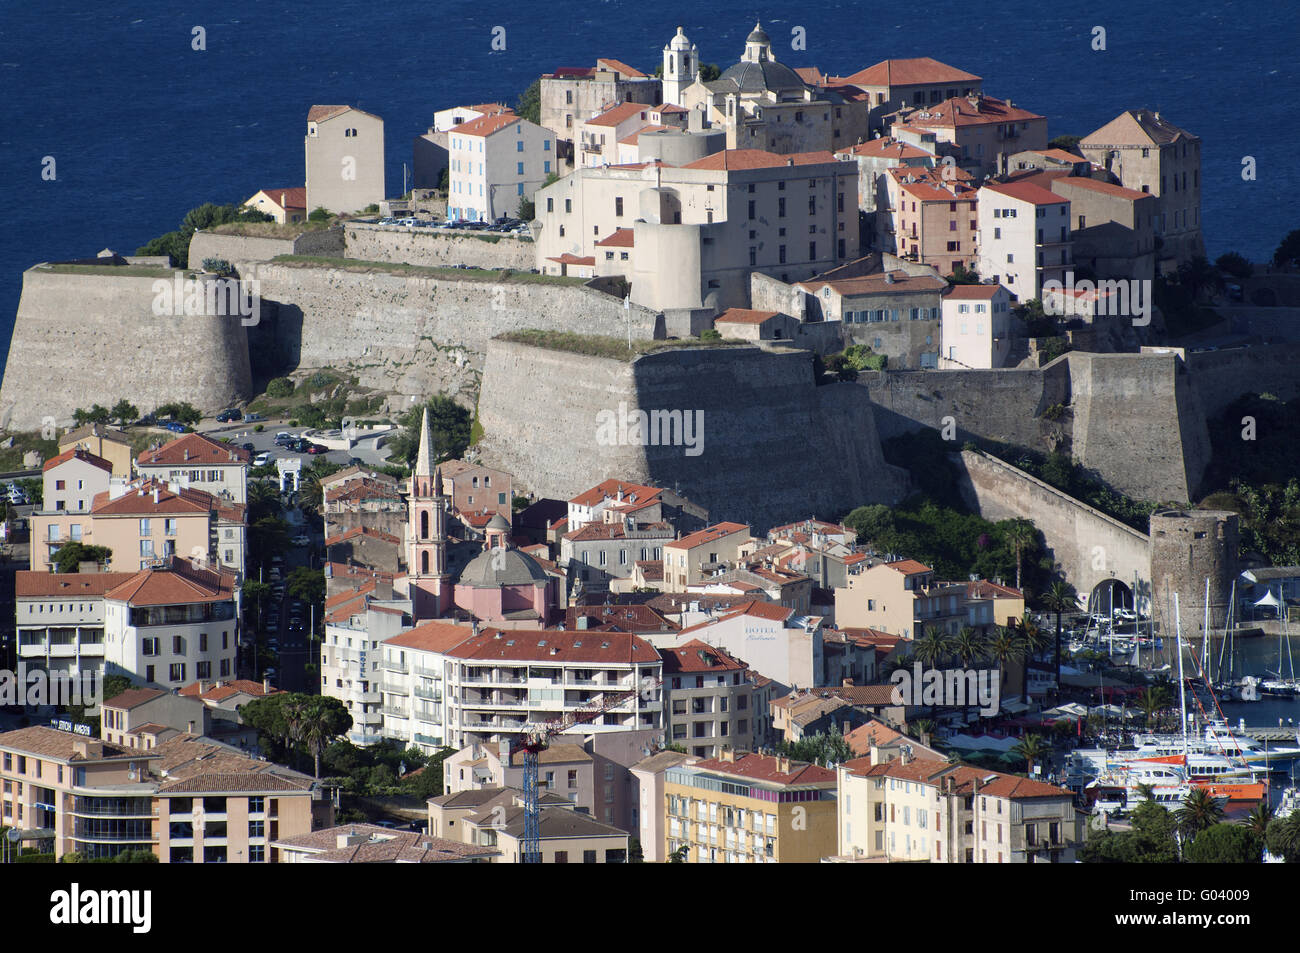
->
[152,488,160,504]
[72,738,104,759]
[884,272,895,284]
[777,756,791,774]
[842,677,854,687]
[337,830,367,849]
[263,677,271,694]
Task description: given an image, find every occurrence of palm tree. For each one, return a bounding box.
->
[293,701,340,779]
[1242,801,1274,856]
[1014,619,1051,701]
[1012,733,1047,776]
[1267,811,1300,862]
[881,653,914,677]
[1135,782,1156,803]
[1137,686,1172,728]
[908,718,937,742]
[952,626,985,667]
[912,626,953,667]
[1002,519,1036,591]
[1041,578,1079,694]
[247,479,281,523]
[985,626,1026,691]
[1176,788,1225,841]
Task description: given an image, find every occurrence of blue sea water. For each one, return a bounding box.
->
[0,0,1294,378]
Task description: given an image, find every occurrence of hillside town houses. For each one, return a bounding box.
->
[3,18,1230,866]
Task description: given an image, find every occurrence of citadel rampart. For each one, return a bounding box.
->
[342,223,534,271]
[476,338,908,531]
[188,227,343,267]
[0,266,252,431]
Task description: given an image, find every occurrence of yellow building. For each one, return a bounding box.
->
[58,423,134,478]
[662,750,837,863]
[663,522,751,592]
[427,787,629,863]
[835,559,968,637]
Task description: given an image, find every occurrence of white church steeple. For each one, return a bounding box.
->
[662,26,698,107]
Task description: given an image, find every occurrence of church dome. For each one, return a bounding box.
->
[746,22,770,44]
[486,512,511,532]
[668,26,693,51]
[719,58,805,94]
[458,546,549,588]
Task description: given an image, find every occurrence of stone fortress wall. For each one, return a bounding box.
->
[476,338,908,532]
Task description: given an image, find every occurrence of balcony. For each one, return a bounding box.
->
[413,685,442,702]
[412,665,441,679]
[581,141,603,155]
[381,705,409,718]
[383,660,409,674]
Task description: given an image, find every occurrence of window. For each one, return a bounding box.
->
[615,196,623,217]
[169,663,185,682]
[554,851,568,863]
[809,241,816,260]
[583,850,597,863]
[139,519,151,536]
[778,197,785,217]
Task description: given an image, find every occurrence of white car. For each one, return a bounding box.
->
[253,451,272,467]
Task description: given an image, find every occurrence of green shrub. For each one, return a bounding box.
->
[253,424,264,433]
[266,377,295,399]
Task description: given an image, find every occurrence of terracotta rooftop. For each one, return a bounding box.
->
[1050,175,1151,202]
[273,825,497,863]
[445,628,660,664]
[943,284,1006,300]
[690,752,836,787]
[0,726,137,761]
[884,559,933,575]
[137,432,251,467]
[715,308,780,325]
[594,227,635,248]
[659,639,747,675]
[253,187,307,210]
[981,180,1069,206]
[102,687,166,710]
[840,57,981,88]
[16,571,137,598]
[666,522,748,550]
[585,101,650,127]
[384,620,476,654]
[104,558,236,607]
[683,149,838,171]
[569,479,662,508]
[900,95,1043,129]
[450,112,521,138]
[43,447,113,473]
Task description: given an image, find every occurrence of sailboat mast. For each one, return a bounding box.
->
[1175,592,1189,763]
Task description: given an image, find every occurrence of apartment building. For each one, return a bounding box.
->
[136,431,250,505]
[58,423,133,478]
[436,459,513,522]
[834,559,970,637]
[447,111,555,223]
[85,479,244,576]
[379,625,663,754]
[535,148,857,311]
[29,448,113,570]
[413,103,511,189]
[660,639,761,758]
[305,104,385,215]
[15,571,136,681]
[428,787,630,862]
[561,519,675,592]
[836,753,1082,863]
[579,101,682,168]
[977,180,1072,301]
[939,283,1016,369]
[894,95,1048,177]
[663,750,837,862]
[834,137,935,213]
[1079,109,1203,268]
[321,599,413,746]
[0,726,324,861]
[797,268,947,369]
[104,557,240,690]
[564,478,707,536]
[1048,176,1157,284]
[882,166,979,276]
[676,600,831,692]
[837,57,982,134]
[539,59,660,156]
[662,522,750,592]
[630,749,698,862]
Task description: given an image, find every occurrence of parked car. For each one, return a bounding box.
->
[306,443,328,455]
[1226,283,1244,301]
[244,412,266,422]
[163,420,189,433]
[216,408,241,423]
[274,432,294,445]
[240,442,255,452]
[253,451,272,467]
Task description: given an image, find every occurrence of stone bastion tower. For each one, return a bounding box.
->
[1148,509,1239,645]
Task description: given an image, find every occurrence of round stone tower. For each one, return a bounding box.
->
[1148,509,1239,642]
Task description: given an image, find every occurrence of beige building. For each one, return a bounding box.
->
[436,460,513,522]
[1048,175,1156,284]
[58,423,133,478]
[428,787,630,862]
[1079,109,1203,268]
[662,522,750,591]
[274,823,496,863]
[660,639,763,757]
[630,749,698,862]
[535,147,857,312]
[939,283,1016,369]
[835,137,935,213]
[14,570,136,682]
[836,57,982,134]
[881,165,979,276]
[893,95,1048,177]
[0,726,325,862]
[663,750,837,862]
[797,268,947,369]
[539,59,661,162]
[136,431,250,504]
[836,753,1082,863]
[244,187,307,225]
[85,480,231,575]
[30,448,114,570]
[976,180,1072,301]
[305,104,385,215]
[835,559,969,638]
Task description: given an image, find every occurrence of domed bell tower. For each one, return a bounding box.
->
[662,26,698,107]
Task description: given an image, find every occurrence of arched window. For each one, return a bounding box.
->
[421,511,429,540]
[421,551,430,573]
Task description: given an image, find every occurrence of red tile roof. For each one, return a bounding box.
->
[568,479,662,508]
[104,559,236,607]
[445,628,660,664]
[683,149,838,171]
[43,447,113,473]
[385,620,476,654]
[177,679,281,701]
[981,180,1068,206]
[715,308,779,325]
[943,284,1006,300]
[594,227,635,248]
[91,480,219,517]
[836,139,932,160]
[585,101,649,127]
[137,432,250,467]
[691,752,836,786]
[840,58,981,88]
[884,559,933,576]
[1051,175,1150,202]
[900,95,1044,130]
[666,522,748,550]
[102,687,166,710]
[254,187,307,211]
[325,526,401,547]
[452,112,521,138]
[659,639,747,674]
[596,58,648,79]
[798,271,948,297]
[16,571,137,597]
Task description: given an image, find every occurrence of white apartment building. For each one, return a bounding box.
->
[16,559,238,690]
[447,112,556,222]
[320,601,411,746]
[977,180,1071,301]
[939,283,1015,369]
[379,625,663,754]
[673,600,823,692]
[135,432,250,505]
